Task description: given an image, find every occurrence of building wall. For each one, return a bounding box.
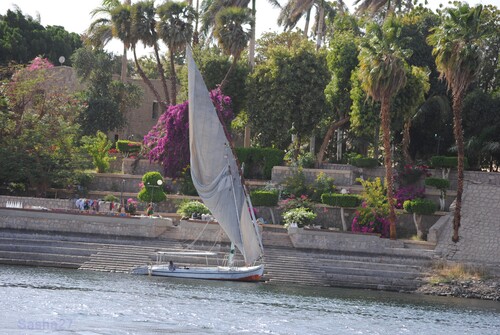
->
[46,66,170,141]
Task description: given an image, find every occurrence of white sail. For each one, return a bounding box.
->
[187,48,263,265]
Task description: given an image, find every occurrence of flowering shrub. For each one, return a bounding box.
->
[279,194,314,211]
[282,207,317,228]
[397,164,431,186]
[394,185,425,209]
[143,88,233,179]
[351,203,390,237]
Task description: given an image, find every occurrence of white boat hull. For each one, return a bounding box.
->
[134,264,264,282]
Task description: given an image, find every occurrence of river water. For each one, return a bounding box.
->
[0,265,498,335]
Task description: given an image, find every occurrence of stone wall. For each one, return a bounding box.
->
[0,208,173,239]
[121,158,163,175]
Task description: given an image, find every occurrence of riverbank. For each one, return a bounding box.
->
[417,278,500,301]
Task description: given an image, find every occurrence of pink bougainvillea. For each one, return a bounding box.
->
[143,88,233,178]
[27,57,54,71]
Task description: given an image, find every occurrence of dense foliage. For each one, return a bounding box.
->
[0,9,81,66]
[143,88,233,179]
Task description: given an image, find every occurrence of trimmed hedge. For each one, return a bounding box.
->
[321,193,362,208]
[116,140,142,154]
[250,190,279,206]
[403,198,437,215]
[430,156,469,169]
[425,177,450,190]
[235,147,284,180]
[350,157,379,168]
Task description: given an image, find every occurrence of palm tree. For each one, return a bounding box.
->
[110,3,166,108]
[427,4,485,243]
[213,6,253,90]
[87,0,130,82]
[157,1,195,105]
[131,0,170,105]
[354,0,412,17]
[276,0,343,50]
[358,15,409,240]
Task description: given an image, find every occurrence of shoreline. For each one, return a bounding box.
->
[416,278,500,301]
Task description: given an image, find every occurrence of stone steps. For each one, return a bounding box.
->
[0,231,434,291]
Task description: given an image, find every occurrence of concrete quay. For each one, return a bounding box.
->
[0,209,437,292]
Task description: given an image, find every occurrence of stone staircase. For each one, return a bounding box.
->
[0,230,436,291]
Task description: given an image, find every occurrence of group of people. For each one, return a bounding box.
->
[74,198,157,217]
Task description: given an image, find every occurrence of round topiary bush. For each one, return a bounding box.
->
[403,198,437,215]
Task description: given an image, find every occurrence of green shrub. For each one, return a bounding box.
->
[281,167,308,198]
[116,140,142,154]
[403,198,437,215]
[430,156,469,169]
[235,147,284,179]
[176,200,211,218]
[81,131,115,173]
[282,207,317,228]
[321,193,361,208]
[425,177,450,190]
[310,172,336,202]
[250,190,279,206]
[350,157,379,168]
[138,172,166,203]
[178,165,197,196]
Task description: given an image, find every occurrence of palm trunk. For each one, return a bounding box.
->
[381,97,397,239]
[121,47,128,82]
[249,0,256,70]
[315,1,325,51]
[153,41,171,105]
[133,47,166,110]
[402,119,413,164]
[451,93,465,243]
[220,57,237,92]
[303,8,311,37]
[169,50,177,105]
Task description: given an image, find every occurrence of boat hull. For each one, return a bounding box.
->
[134,264,264,282]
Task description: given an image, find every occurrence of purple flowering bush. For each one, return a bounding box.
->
[143,88,233,179]
[394,185,425,209]
[397,164,432,186]
[351,202,390,237]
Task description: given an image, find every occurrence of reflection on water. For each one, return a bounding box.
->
[0,265,498,335]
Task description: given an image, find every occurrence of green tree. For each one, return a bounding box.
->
[157,1,195,105]
[71,48,142,135]
[0,58,85,195]
[358,15,410,239]
[131,0,171,105]
[427,3,486,243]
[81,131,115,173]
[247,37,329,150]
[213,6,253,90]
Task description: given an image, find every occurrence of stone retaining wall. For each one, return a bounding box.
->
[287,226,405,251]
[0,208,173,238]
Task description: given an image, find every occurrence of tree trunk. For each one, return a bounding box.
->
[169,50,177,105]
[373,124,380,160]
[402,119,413,164]
[451,93,465,243]
[220,57,237,92]
[381,97,397,239]
[303,8,311,37]
[249,0,256,70]
[316,116,350,164]
[133,47,166,110]
[413,213,424,240]
[120,47,128,82]
[315,1,325,51]
[153,41,171,106]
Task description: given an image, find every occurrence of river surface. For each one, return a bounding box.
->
[0,265,499,335]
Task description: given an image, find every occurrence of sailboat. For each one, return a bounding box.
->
[134,48,264,282]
